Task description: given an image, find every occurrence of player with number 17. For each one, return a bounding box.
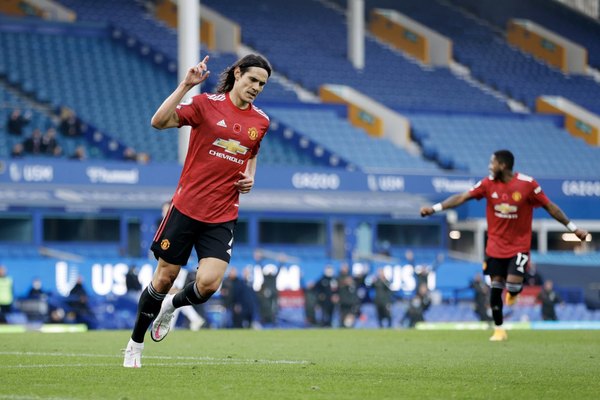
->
[420,150,588,341]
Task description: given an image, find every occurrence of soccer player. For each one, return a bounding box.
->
[420,150,588,341]
[123,54,271,367]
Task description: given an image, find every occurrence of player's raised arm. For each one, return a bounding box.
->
[151,56,211,130]
[420,191,473,217]
[542,202,589,241]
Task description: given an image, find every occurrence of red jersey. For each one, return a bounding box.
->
[172,92,269,223]
[469,172,550,258]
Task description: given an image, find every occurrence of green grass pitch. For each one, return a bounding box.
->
[1,329,598,399]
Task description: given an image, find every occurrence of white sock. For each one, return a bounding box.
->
[128,338,144,349]
[162,294,175,313]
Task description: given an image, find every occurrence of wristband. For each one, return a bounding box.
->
[566,222,577,232]
[432,203,443,213]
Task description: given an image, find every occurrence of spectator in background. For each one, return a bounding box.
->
[315,265,337,327]
[337,265,360,328]
[402,282,431,328]
[303,279,317,326]
[52,145,63,157]
[373,268,394,328]
[537,280,562,321]
[125,265,142,295]
[41,127,58,155]
[524,262,543,286]
[470,273,492,322]
[221,267,256,329]
[257,253,280,326]
[7,108,31,136]
[414,253,443,291]
[123,147,137,162]
[58,108,81,137]
[69,145,86,160]
[27,277,49,300]
[67,276,95,328]
[24,277,50,322]
[23,128,43,154]
[10,143,24,158]
[136,152,151,164]
[0,265,14,323]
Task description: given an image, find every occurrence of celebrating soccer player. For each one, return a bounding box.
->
[123,54,271,367]
[420,150,588,341]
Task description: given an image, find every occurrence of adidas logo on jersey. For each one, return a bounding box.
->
[491,192,499,199]
[217,119,227,128]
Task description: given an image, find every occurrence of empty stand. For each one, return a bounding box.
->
[266,106,441,172]
[356,0,600,113]
[408,112,600,178]
[203,0,509,113]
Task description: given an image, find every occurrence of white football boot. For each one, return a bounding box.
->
[151,294,175,342]
[123,339,144,368]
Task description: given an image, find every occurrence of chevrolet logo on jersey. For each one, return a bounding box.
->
[494,203,518,219]
[495,203,517,214]
[213,138,249,155]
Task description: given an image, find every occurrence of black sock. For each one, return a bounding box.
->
[490,286,504,326]
[172,281,210,308]
[131,283,165,343]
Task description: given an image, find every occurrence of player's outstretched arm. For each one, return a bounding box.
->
[420,192,472,217]
[543,202,589,241]
[151,55,211,130]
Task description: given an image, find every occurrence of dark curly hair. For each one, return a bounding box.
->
[215,54,272,94]
[494,149,514,170]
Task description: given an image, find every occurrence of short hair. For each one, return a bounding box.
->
[493,149,514,170]
[215,54,272,94]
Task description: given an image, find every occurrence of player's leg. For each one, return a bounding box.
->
[125,205,194,365]
[484,257,509,341]
[505,252,528,306]
[489,276,508,341]
[151,220,234,341]
[152,257,227,341]
[124,258,180,367]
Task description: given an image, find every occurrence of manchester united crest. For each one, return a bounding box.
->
[160,239,170,250]
[248,127,258,141]
[512,191,522,202]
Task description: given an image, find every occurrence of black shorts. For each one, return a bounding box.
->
[483,252,530,279]
[151,205,236,265]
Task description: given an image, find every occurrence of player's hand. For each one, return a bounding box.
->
[574,228,589,241]
[420,206,434,217]
[183,55,210,87]
[234,171,254,194]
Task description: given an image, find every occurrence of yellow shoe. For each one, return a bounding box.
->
[489,327,508,341]
[505,292,518,306]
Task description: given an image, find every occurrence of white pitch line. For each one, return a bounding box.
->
[0,395,76,400]
[0,361,302,369]
[0,351,309,365]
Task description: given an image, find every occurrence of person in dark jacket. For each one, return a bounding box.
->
[373,268,394,328]
[537,280,562,321]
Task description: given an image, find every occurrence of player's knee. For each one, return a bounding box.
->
[153,270,178,292]
[506,282,523,295]
[195,277,220,297]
